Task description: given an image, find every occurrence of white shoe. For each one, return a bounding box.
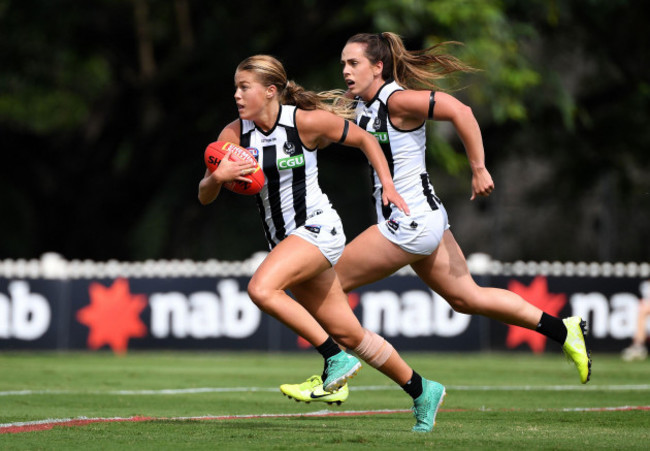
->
[621,344,647,362]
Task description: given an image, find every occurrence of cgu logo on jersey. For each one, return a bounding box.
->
[371,131,389,143]
[278,154,305,170]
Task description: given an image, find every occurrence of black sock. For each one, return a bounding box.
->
[401,371,423,400]
[316,337,341,380]
[536,313,567,344]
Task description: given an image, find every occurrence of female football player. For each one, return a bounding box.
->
[279,32,592,400]
[198,54,445,432]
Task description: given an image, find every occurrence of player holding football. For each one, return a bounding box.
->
[278,32,592,402]
[198,54,445,432]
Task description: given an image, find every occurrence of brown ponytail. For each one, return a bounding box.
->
[347,32,476,91]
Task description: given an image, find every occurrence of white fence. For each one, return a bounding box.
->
[1,252,648,279]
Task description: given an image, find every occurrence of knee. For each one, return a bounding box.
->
[247,279,274,312]
[444,296,477,315]
[338,273,353,294]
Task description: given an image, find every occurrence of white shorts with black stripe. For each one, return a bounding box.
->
[290,209,347,266]
[377,205,450,256]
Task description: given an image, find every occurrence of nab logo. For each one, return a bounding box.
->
[0,281,51,340]
[278,154,305,170]
[371,132,389,143]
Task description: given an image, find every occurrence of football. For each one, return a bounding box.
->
[204,141,265,195]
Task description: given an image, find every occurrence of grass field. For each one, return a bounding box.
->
[1,351,649,449]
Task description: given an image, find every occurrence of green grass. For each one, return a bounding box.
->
[1,351,649,449]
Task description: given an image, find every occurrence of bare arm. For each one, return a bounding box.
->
[389,90,494,200]
[297,109,409,214]
[197,120,256,205]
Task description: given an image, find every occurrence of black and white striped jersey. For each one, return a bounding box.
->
[355,80,440,221]
[240,105,334,248]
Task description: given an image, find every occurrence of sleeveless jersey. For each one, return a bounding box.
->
[240,105,333,248]
[355,80,440,221]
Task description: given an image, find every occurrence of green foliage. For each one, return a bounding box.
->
[426,124,468,175]
[366,0,542,122]
[0,1,112,133]
[0,0,647,261]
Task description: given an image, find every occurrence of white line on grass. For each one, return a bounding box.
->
[0,409,410,429]
[1,384,650,396]
[2,406,649,434]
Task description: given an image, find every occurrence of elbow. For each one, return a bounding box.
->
[458,104,475,120]
[461,104,478,122]
[198,191,214,206]
[451,104,479,130]
[197,187,213,206]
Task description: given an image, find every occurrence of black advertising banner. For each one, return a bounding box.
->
[344,276,484,352]
[0,274,646,354]
[0,279,67,350]
[485,275,646,353]
[65,277,273,352]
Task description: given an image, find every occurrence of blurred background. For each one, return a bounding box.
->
[2,0,648,264]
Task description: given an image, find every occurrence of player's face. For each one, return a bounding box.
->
[234,70,268,120]
[341,42,383,101]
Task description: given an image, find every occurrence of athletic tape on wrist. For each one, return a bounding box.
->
[353,329,394,368]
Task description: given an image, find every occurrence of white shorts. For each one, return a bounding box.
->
[377,206,450,256]
[291,209,347,266]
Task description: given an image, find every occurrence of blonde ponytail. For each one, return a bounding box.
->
[237,55,355,120]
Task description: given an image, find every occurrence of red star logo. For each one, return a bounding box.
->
[297,292,360,349]
[505,276,567,353]
[76,278,148,354]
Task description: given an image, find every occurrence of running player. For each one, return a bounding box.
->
[198,54,445,432]
[279,32,591,403]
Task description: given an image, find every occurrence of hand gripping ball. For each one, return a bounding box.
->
[204,141,264,195]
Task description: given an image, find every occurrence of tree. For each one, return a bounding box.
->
[0,0,647,262]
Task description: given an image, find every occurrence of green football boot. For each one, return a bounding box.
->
[412,379,446,432]
[322,351,362,392]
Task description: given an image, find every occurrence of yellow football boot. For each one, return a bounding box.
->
[280,375,349,405]
[562,316,592,383]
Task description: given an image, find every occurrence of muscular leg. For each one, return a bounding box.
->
[291,268,413,385]
[339,225,554,331]
[410,230,543,329]
[289,268,365,349]
[247,235,330,346]
[249,234,415,385]
[335,225,422,293]
[270,224,419,354]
